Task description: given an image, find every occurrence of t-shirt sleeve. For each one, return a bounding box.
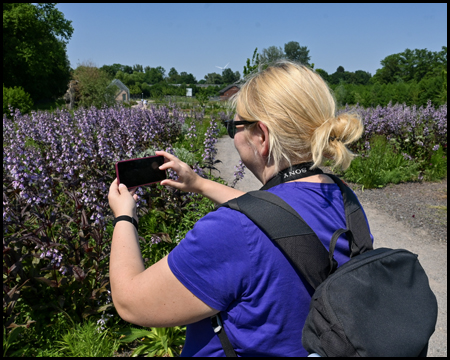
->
[167,207,252,311]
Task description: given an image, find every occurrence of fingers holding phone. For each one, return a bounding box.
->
[155,150,202,193]
[108,178,138,222]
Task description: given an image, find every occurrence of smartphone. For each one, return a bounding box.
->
[115,155,166,189]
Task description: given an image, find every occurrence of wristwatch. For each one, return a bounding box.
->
[113,215,138,231]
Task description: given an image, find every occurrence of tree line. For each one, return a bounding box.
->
[97,63,241,99]
[252,42,447,107]
[3,3,447,113]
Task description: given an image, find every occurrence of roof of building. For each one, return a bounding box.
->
[109,79,129,93]
[219,83,241,95]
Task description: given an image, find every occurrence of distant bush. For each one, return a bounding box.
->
[3,84,34,116]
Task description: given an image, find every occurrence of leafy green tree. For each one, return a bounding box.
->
[141,83,151,97]
[315,69,330,83]
[123,65,133,74]
[72,62,117,108]
[243,48,260,77]
[373,47,447,85]
[168,67,179,83]
[373,53,403,84]
[354,70,372,85]
[222,68,240,84]
[132,64,143,73]
[284,41,311,66]
[179,71,196,84]
[204,72,223,84]
[329,66,346,85]
[3,3,74,102]
[128,84,142,96]
[260,45,285,64]
[144,67,165,84]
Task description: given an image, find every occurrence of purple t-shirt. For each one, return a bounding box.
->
[168,182,373,357]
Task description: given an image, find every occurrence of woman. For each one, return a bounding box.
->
[108,60,373,356]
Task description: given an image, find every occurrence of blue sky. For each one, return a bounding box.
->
[55,3,447,81]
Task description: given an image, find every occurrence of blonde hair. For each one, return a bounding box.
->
[229,59,363,174]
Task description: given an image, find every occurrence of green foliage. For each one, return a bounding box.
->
[284,41,311,65]
[73,62,118,108]
[4,308,73,356]
[4,326,25,357]
[204,72,223,84]
[422,145,447,182]
[196,89,210,107]
[3,84,34,116]
[3,3,73,102]
[243,48,260,77]
[222,68,241,84]
[373,47,447,85]
[117,326,186,357]
[55,318,120,357]
[260,45,285,64]
[342,136,420,189]
[330,77,446,107]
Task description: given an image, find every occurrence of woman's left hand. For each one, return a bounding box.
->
[108,178,139,222]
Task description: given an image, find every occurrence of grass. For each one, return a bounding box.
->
[340,135,422,189]
[54,318,120,357]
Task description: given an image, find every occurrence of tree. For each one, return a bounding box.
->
[168,67,179,83]
[179,72,196,84]
[3,3,74,102]
[243,48,260,77]
[373,47,447,85]
[354,70,372,85]
[260,46,284,64]
[204,72,223,84]
[222,68,240,84]
[72,62,117,108]
[284,41,311,66]
[144,67,165,84]
[330,66,346,85]
[123,65,133,74]
[132,64,143,73]
[315,69,329,83]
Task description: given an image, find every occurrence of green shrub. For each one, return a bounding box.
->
[55,318,120,357]
[3,84,34,116]
[422,145,447,181]
[116,326,186,357]
[342,135,420,189]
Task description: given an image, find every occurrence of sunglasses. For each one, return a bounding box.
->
[225,120,256,139]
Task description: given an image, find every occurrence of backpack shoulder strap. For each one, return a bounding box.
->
[325,174,373,257]
[219,190,336,290]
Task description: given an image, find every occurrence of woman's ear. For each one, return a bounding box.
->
[257,122,270,157]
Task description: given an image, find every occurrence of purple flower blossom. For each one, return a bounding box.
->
[231,160,246,188]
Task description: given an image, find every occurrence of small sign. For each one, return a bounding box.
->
[186,88,192,97]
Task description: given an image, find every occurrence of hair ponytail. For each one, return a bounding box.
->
[311,112,364,170]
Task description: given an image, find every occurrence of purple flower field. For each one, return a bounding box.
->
[339,100,447,156]
[4,104,186,226]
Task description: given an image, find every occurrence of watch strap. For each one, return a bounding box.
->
[113,215,138,231]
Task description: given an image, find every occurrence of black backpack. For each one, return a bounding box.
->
[210,174,438,357]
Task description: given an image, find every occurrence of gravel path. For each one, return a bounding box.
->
[212,136,447,357]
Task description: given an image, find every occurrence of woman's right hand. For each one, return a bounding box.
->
[156,150,203,194]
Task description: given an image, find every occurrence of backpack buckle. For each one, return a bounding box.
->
[211,314,223,334]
